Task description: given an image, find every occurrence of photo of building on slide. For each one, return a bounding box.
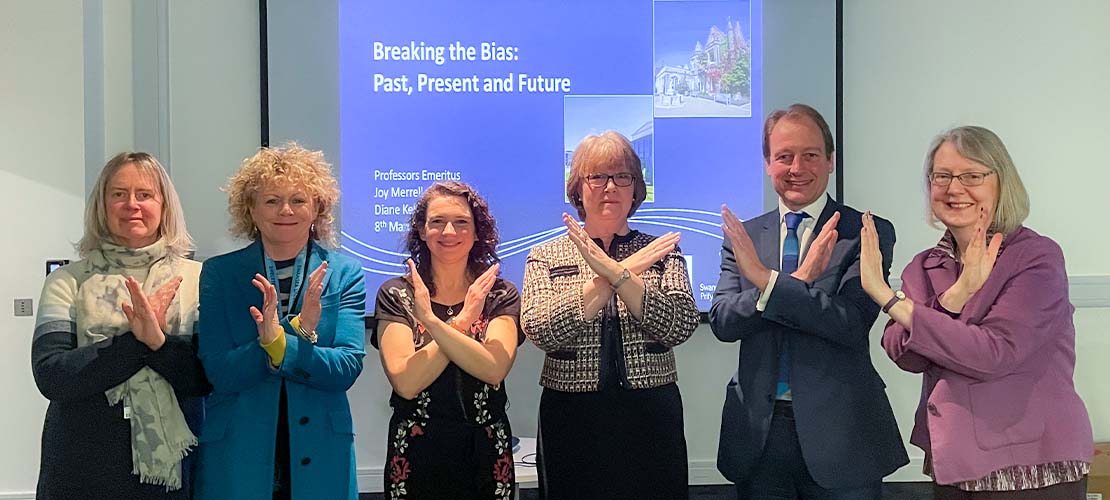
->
[654,0,752,117]
[563,95,654,203]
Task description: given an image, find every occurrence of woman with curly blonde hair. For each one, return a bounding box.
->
[195,143,365,500]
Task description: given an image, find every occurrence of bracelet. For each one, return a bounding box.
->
[289,315,318,344]
[445,316,469,334]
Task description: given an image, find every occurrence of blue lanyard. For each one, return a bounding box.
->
[261,243,311,318]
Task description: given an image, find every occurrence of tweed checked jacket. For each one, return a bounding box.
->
[521,231,699,392]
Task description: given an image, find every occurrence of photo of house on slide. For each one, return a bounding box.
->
[654,0,752,117]
[563,95,655,203]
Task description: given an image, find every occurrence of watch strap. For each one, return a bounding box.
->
[882,291,904,314]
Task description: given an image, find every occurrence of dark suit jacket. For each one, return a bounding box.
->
[709,196,908,488]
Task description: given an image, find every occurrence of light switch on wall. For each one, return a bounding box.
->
[14,298,33,317]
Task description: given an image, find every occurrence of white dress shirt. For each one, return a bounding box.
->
[755,195,829,311]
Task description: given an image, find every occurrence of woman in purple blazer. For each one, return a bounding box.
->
[858,126,1092,499]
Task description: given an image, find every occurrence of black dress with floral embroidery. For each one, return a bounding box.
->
[372,277,523,500]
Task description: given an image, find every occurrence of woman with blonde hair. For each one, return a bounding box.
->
[33,152,208,499]
[195,143,365,500]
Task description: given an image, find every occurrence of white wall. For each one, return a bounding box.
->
[165,0,262,260]
[844,0,1110,480]
[3,1,1108,497]
[0,1,87,496]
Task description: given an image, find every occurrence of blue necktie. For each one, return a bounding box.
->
[777,212,809,399]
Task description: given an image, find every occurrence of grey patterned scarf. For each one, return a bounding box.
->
[76,239,197,491]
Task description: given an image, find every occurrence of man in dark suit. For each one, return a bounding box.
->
[710,104,908,500]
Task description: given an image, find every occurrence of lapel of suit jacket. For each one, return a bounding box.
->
[922,247,957,302]
[288,241,325,315]
[812,195,839,242]
[758,195,839,270]
[233,240,269,323]
[305,241,328,300]
[757,210,780,271]
[241,239,267,280]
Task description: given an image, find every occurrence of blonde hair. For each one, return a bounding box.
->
[225,142,340,246]
[78,152,194,257]
[924,126,1030,235]
[565,131,648,220]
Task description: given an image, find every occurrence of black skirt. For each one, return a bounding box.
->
[537,383,688,500]
[384,412,516,499]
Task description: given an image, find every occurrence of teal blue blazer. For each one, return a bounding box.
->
[195,239,365,500]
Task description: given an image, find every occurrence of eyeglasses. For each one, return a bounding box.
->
[929,171,995,187]
[584,173,634,188]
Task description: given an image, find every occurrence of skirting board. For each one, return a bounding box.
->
[0,456,981,496]
[354,457,931,493]
[0,493,34,500]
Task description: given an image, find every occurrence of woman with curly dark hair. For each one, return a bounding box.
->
[371,181,523,499]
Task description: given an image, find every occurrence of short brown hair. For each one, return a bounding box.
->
[762,103,835,161]
[225,142,340,246]
[565,131,648,220]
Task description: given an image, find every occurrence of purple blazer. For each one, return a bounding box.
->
[881,226,1092,485]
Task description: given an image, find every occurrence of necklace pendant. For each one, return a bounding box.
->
[447,306,454,315]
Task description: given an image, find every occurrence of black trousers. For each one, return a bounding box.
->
[736,401,881,500]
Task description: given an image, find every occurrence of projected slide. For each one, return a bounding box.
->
[339,0,763,311]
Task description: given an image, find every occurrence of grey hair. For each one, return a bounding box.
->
[924,126,1030,235]
[78,152,194,257]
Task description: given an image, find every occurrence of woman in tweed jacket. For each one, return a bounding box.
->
[521,131,700,500]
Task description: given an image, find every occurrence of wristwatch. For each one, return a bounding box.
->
[612,268,631,290]
[882,290,906,314]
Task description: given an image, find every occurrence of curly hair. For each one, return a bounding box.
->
[225,142,340,246]
[406,181,500,297]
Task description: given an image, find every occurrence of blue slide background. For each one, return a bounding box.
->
[339,0,763,311]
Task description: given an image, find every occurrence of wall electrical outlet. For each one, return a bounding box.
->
[14,298,33,317]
